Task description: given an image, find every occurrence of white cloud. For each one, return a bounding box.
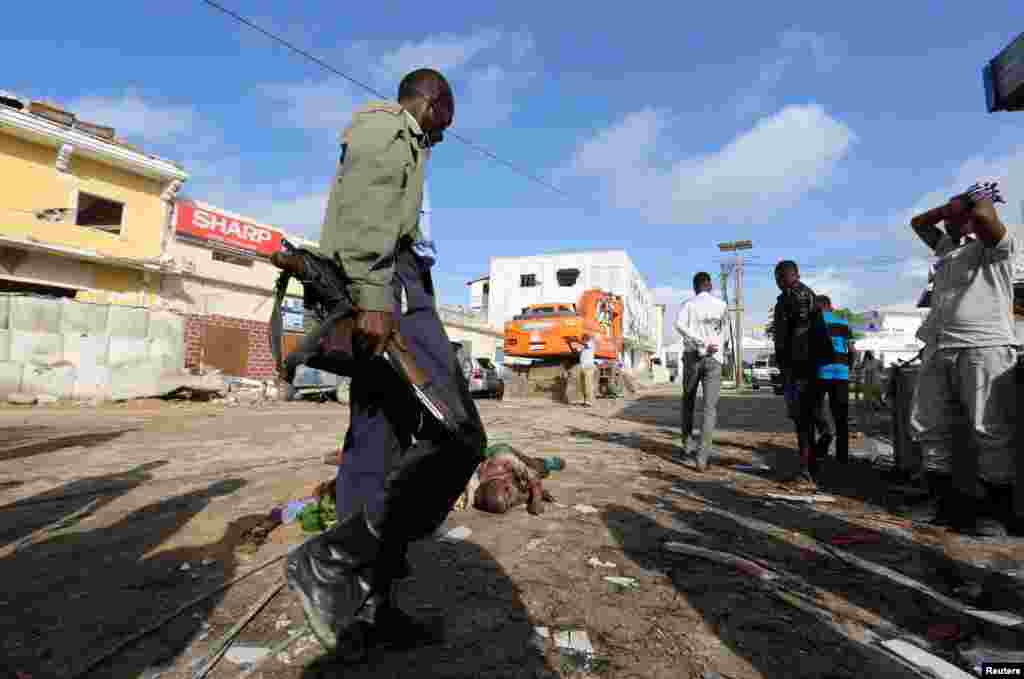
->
[243,191,328,237]
[801,267,859,309]
[734,28,840,117]
[901,144,1024,227]
[262,28,536,139]
[564,104,856,224]
[67,91,197,143]
[814,142,1024,246]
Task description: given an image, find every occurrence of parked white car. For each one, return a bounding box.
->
[751,355,782,393]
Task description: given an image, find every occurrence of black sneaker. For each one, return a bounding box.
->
[285,514,381,653]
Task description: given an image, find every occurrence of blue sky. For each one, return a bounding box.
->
[4,1,1023,337]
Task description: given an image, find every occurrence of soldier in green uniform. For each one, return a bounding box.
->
[287,68,488,660]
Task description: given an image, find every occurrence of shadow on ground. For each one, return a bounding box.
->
[602,504,930,678]
[0,460,170,547]
[299,535,556,679]
[0,425,137,463]
[0,477,253,679]
[604,474,1023,676]
[613,391,794,435]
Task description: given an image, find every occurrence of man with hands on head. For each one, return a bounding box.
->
[908,181,1021,537]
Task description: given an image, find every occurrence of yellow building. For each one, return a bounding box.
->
[0,94,188,305]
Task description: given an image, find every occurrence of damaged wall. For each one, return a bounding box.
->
[184,314,275,379]
[0,293,185,401]
[0,134,168,260]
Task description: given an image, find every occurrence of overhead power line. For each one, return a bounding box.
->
[199,0,571,198]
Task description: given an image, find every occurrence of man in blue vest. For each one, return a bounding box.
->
[809,295,853,476]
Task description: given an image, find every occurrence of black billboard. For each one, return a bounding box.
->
[984,32,1024,112]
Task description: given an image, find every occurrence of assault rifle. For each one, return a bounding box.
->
[269,239,456,432]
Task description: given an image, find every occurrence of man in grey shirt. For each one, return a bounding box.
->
[909,181,1020,536]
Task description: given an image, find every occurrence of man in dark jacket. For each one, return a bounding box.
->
[773,260,819,483]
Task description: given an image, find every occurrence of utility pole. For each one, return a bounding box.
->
[718,240,753,387]
[719,265,732,377]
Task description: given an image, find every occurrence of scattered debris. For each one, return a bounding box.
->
[819,542,1024,628]
[190,579,285,679]
[664,542,779,581]
[69,551,290,679]
[440,526,473,542]
[604,576,639,589]
[295,494,337,534]
[553,629,595,672]
[830,529,883,546]
[762,493,837,504]
[7,392,37,406]
[879,639,973,679]
[275,614,292,631]
[271,498,315,525]
[733,463,771,472]
[200,558,216,568]
[237,516,280,555]
[587,556,617,569]
[573,504,599,515]
[223,643,272,667]
[529,626,551,652]
[926,623,963,642]
[179,562,192,572]
[236,625,312,678]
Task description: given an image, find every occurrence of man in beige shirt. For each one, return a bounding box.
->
[909,181,1020,537]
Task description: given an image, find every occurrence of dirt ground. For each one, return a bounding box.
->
[1,388,1021,679]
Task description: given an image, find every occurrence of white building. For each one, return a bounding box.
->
[467,275,489,317]
[855,304,929,368]
[480,250,659,369]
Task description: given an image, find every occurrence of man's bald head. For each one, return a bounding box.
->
[398,68,454,144]
[398,68,451,101]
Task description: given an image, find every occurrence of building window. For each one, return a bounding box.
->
[520,274,538,288]
[212,250,254,267]
[556,268,580,287]
[75,192,124,234]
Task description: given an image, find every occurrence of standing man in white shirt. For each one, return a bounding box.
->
[675,272,729,471]
[569,334,597,407]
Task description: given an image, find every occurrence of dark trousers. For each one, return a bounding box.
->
[784,366,818,470]
[811,379,850,464]
[335,250,487,563]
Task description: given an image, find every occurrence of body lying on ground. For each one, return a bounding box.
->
[465,445,556,516]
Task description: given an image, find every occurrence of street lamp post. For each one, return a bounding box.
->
[719,240,753,388]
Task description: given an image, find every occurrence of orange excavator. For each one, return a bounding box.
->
[503,289,625,397]
[504,289,624,359]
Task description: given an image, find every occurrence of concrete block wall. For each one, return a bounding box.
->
[0,294,185,400]
[184,314,275,379]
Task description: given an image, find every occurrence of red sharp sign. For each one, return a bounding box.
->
[174,201,283,257]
